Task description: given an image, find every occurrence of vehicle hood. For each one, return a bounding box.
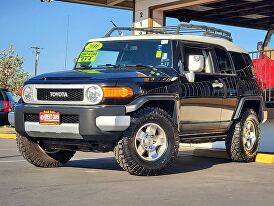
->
[27,68,178,84]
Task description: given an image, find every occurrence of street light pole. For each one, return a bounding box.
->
[31,47,43,76]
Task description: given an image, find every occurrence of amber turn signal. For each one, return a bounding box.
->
[103,87,134,98]
[18,87,23,97]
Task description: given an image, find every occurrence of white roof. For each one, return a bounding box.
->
[88,34,247,54]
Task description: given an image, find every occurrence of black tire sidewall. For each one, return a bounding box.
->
[17,133,75,167]
[226,109,260,162]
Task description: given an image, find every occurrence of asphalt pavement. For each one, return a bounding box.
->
[1,138,274,206]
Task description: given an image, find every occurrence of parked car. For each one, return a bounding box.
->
[15,24,263,176]
[0,88,15,126]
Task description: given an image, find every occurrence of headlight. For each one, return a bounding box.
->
[22,85,33,102]
[85,85,103,105]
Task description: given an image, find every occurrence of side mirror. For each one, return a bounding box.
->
[188,55,205,73]
[185,55,204,83]
[257,41,263,51]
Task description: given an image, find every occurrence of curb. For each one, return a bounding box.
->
[0,134,16,139]
[255,153,274,163]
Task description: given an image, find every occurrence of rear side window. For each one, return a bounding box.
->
[230,52,246,71]
[214,48,233,74]
[242,53,253,77]
[242,54,252,67]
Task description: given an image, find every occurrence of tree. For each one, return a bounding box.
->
[0,46,29,95]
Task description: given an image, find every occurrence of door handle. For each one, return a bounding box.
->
[212,81,224,88]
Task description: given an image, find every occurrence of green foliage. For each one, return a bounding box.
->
[0,46,29,94]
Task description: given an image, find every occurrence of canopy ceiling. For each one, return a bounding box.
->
[56,0,274,30]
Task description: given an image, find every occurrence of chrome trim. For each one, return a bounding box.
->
[8,112,15,127]
[25,122,79,134]
[23,84,103,105]
[96,116,130,131]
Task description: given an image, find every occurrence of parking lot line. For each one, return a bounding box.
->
[0,160,25,163]
[0,134,16,139]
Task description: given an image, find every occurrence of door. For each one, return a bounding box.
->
[213,48,239,132]
[179,44,224,134]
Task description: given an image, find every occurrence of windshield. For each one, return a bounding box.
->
[75,40,173,69]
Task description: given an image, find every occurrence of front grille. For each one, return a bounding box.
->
[37,89,84,101]
[25,113,79,124]
[61,114,79,123]
[25,113,39,122]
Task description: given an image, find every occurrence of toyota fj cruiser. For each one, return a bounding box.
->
[15,24,263,176]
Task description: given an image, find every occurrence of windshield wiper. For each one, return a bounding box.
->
[97,64,120,68]
[75,65,92,70]
[125,64,154,69]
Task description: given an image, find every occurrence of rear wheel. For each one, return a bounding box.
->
[114,107,179,176]
[17,133,75,167]
[225,109,260,162]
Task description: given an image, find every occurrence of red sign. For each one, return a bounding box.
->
[39,111,60,125]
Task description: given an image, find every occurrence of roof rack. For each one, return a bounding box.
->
[105,24,233,42]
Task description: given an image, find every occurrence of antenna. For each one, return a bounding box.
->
[64,15,70,70]
[110,21,123,36]
[31,46,43,76]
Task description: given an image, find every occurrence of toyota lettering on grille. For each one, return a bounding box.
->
[49,92,68,98]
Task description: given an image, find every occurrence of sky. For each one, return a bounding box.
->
[0,0,268,76]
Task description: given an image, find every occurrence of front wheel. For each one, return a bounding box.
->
[17,133,76,167]
[225,109,260,162]
[114,107,179,176]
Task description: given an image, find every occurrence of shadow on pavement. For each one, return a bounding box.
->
[0,155,22,159]
[65,157,123,171]
[65,155,230,175]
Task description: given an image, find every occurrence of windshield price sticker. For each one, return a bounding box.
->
[85,42,103,51]
[161,40,169,45]
[156,51,162,58]
[162,53,168,60]
[78,52,99,63]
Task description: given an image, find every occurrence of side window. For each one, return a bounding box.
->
[184,46,213,73]
[214,48,233,74]
[242,53,254,77]
[242,53,252,67]
[230,52,246,71]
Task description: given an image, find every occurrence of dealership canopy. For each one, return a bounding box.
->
[56,0,274,30]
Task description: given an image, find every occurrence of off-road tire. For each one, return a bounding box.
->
[17,133,75,167]
[225,109,260,162]
[114,107,179,176]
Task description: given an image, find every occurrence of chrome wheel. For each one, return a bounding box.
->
[134,123,168,161]
[243,120,257,151]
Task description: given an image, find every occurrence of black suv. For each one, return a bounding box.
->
[0,88,15,126]
[15,24,263,176]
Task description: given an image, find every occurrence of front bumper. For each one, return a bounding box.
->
[15,103,130,141]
